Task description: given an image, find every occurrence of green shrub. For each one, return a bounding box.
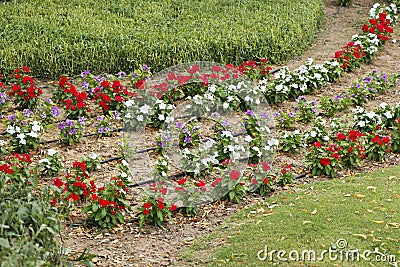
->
[0,178,63,266]
[0,0,325,77]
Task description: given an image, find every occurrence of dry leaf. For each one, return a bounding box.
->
[311,208,317,215]
[387,222,400,228]
[366,186,376,192]
[352,234,367,240]
[352,193,365,199]
[303,221,312,225]
[370,220,384,224]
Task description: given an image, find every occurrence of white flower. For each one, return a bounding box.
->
[48,148,57,156]
[158,114,165,121]
[158,102,166,110]
[244,135,253,142]
[267,138,279,146]
[357,121,366,127]
[0,140,6,146]
[379,102,388,109]
[204,139,215,150]
[160,160,168,166]
[20,138,26,145]
[89,152,98,160]
[17,133,25,140]
[310,131,317,138]
[221,131,233,138]
[223,102,229,109]
[15,126,21,133]
[39,158,50,165]
[125,100,135,107]
[165,116,174,124]
[209,84,217,93]
[120,172,127,178]
[139,105,150,114]
[28,131,38,138]
[323,135,330,141]
[384,111,393,119]
[31,121,41,132]
[124,112,132,119]
[294,130,300,135]
[6,125,15,135]
[161,171,167,177]
[193,95,203,105]
[122,160,129,166]
[136,115,143,121]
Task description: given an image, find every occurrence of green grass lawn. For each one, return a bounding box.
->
[182,165,400,266]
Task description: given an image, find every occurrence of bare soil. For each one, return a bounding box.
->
[55,0,400,266]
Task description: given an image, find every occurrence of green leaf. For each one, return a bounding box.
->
[0,238,10,248]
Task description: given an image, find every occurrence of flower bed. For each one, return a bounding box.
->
[0,2,398,242]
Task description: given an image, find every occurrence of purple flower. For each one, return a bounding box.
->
[334,95,341,101]
[82,81,89,90]
[246,110,255,117]
[78,117,85,125]
[41,113,47,119]
[280,118,285,123]
[117,71,127,78]
[142,64,149,70]
[381,74,388,83]
[105,126,111,132]
[113,111,121,120]
[8,114,16,121]
[65,120,74,127]
[45,98,53,104]
[98,127,104,134]
[176,122,184,129]
[184,136,191,144]
[131,72,139,78]
[81,70,91,78]
[261,112,269,118]
[94,75,104,83]
[355,83,361,89]
[23,109,31,117]
[51,106,61,117]
[296,96,306,102]
[97,116,103,121]
[69,128,77,134]
[58,122,66,131]
[294,106,299,112]
[158,141,165,147]
[274,112,280,118]
[363,77,371,84]
[288,112,295,118]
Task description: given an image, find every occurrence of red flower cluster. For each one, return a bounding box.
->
[235,58,272,80]
[362,12,394,41]
[93,79,136,112]
[56,76,90,113]
[371,134,390,146]
[281,164,292,174]
[6,67,43,108]
[333,41,367,69]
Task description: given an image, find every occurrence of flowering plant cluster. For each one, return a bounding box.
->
[93,115,113,136]
[138,196,175,227]
[80,152,101,173]
[6,66,43,110]
[37,149,65,177]
[365,132,391,161]
[279,130,304,154]
[391,118,400,153]
[0,153,33,185]
[35,99,62,125]
[58,118,86,145]
[5,111,42,153]
[0,81,10,111]
[52,76,90,119]
[234,58,272,81]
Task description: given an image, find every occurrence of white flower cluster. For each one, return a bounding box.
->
[6,121,42,145]
[353,106,382,129]
[352,33,380,55]
[370,3,398,24]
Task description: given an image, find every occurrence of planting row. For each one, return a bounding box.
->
[0,0,324,77]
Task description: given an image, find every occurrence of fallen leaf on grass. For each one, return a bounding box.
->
[370,220,384,224]
[366,186,376,192]
[303,221,312,225]
[352,193,365,199]
[387,222,400,228]
[311,208,317,215]
[352,234,367,240]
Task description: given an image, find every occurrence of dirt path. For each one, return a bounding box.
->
[60,1,400,266]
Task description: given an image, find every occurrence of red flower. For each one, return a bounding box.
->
[69,193,79,202]
[160,187,167,195]
[99,198,109,207]
[263,177,269,184]
[230,170,240,180]
[195,180,206,187]
[115,95,123,103]
[369,18,378,25]
[170,203,177,211]
[177,177,187,185]
[157,201,165,210]
[52,177,64,189]
[382,136,390,144]
[143,202,152,209]
[211,177,222,187]
[50,198,57,207]
[261,162,270,171]
[362,24,369,31]
[320,158,330,167]
[92,194,98,201]
[313,141,322,148]
[143,209,149,215]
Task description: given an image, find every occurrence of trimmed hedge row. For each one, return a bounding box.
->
[0,0,324,77]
